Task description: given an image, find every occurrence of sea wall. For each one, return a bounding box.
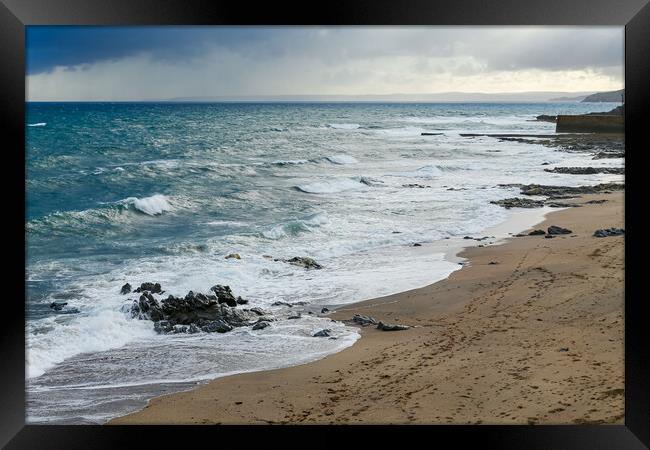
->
[556,115,624,133]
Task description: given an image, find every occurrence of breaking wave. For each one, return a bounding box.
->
[325,154,358,165]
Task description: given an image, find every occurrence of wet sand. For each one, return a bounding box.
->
[111,192,624,425]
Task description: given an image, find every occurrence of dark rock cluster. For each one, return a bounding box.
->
[593,228,624,237]
[547,225,572,235]
[544,167,624,175]
[125,282,269,334]
[490,198,544,209]
[518,183,624,199]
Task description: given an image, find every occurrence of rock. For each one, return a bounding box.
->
[519,183,624,199]
[559,347,570,352]
[262,255,274,260]
[201,320,233,333]
[288,314,301,320]
[403,183,430,188]
[49,301,67,311]
[236,296,248,305]
[130,286,263,334]
[585,199,608,204]
[321,307,330,313]
[249,307,267,316]
[284,256,323,269]
[120,283,132,294]
[547,225,572,235]
[313,329,332,337]
[490,198,545,209]
[134,282,163,294]
[252,321,270,330]
[225,253,241,260]
[541,162,550,165]
[153,320,173,333]
[544,167,624,175]
[463,236,473,240]
[592,151,624,160]
[412,243,422,247]
[545,235,556,239]
[210,284,239,307]
[536,114,557,123]
[528,229,546,236]
[488,261,499,265]
[546,202,581,208]
[377,322,410,331]
[352,314,377,326]
[272,301,294,307]
[593,228,624,237]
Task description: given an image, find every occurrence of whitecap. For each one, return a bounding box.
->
[261,212,329,239]
[325,154,358,165]
[294,179,367,194]
[327,123,360,130]
[28,122,47,127]
[271,159,309,166]
[118,194,172,216]
[386,165,443,179]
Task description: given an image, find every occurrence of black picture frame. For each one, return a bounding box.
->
[2,0,649,447]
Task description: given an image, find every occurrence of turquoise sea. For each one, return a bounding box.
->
[26,102,623,423]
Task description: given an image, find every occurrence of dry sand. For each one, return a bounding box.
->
[110,192,624,425]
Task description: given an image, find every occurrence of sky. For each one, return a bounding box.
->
[26,26,624,101]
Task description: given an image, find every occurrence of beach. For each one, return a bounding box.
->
[110,190,624,425]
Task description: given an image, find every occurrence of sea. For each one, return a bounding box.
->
[26,102,624,423]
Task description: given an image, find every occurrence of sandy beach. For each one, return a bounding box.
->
[110,191,624,425]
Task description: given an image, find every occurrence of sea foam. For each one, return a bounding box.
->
[325,154,358,165]
[119,194,172,216]
[294,178,368,194]
[327,123,360,130]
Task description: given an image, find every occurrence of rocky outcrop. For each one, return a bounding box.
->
[490,198,544,209]
[271,301,308,307]
[377,322,410,331]
[403,183,431,188]
[352,314,377,326]
[545,202,581,208]
[252,321,270,330]
[120,283,132,294]
[536,114,557,123]
[283,256,323,269]
[544,167,624,175]
[127,283,268,334]
[225,253,241,260]
[134,282,163,294]
[519,183,624,199]
[528,229,546,236]
[547,225,572,235]
[593,151,624,160]
[313,329,332,337]
[49,302,67,311]
[593,228,624,237]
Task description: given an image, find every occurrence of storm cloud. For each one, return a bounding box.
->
[26,26,624,101]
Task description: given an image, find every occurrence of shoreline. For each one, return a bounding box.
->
[110,191,624,425]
